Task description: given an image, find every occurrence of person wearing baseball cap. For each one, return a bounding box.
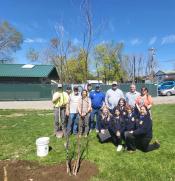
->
[105,81,124,113]
[89,84,105,132]
[66,86,81,135]
[87,83,94,94]
[52,85,69,138]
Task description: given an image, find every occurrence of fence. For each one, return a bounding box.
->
[0,83,157,101]
[0,84,56,101]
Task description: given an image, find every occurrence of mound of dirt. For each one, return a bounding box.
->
[0,160,98,181]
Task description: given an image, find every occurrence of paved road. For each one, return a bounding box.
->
[0,96,175,110]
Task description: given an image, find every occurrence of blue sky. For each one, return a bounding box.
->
[0,0,175,71]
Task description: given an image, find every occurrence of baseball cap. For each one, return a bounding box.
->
[73,86,79,91]
[95,84,100,88]
[112,81,118,85]
[57,84,62,88]
[66,86,71,90]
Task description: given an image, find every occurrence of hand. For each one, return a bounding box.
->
[66,111,69,116]
[116,131,120,137]
[81,113,86,117]
[101,129,105,134]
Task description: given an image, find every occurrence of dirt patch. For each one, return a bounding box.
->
[0,160,98,181]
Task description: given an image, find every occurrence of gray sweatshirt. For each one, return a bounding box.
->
[105,88,124,109]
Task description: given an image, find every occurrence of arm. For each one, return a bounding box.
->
[147,95,153,109]
[120,90,125,99]
[105,91,110,109]
[88,98,92,113]
[77,98,82,116]
[133,117,150,136]
[66,97,70,116]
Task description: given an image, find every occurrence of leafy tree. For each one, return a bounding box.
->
[0,21,23,62]
[94,42,125,83]
[26,48,39,62]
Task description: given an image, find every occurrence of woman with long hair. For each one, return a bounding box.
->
[125,105,160,152]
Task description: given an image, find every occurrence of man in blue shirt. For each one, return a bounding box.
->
[89,85,105,132]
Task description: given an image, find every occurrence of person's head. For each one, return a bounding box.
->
[112,81,118,90]
[102,106,109,115]
[118,98,126,107]
[95,84,100,92]
[73,86,79,95]
[141,87,149,96]
[113,106,120,116]
[140,105,148,115]
[66,86,72,95]
[57,84,63,91]
[81,89,88,98]
[87,83,92,92]
[130,84,136,93]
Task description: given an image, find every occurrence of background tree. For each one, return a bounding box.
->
[146,48,157,81]
[0,21,23,63]
[26,48,39,62]
[94,42,125,83]
[80,0,93,81]
[121,54,146,83]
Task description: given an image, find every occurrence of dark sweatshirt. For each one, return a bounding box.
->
[111,115,125,134]
[133,114,152,138]
[125,113,137,131]
[100,115,112,130]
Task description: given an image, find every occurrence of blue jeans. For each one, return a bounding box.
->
[90,108,101,130]
[67,113,79,135]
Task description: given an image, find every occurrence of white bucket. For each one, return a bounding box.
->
[36,137,50,157]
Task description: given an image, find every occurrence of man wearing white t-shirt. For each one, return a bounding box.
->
[66,86,81,135]
[105,81,124,112]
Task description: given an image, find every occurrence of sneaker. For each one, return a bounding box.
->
[116,145,123,152]
[153,140,160,148]
[56,131,63,138]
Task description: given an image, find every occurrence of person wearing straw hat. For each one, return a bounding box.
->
[52,85,69,138]
[105,81,124,113]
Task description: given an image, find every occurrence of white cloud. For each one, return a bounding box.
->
[130,38,142,45]
[161,34,175,45]
[73,38,81,45]
[149,36,157,45]
[24,38,47,43]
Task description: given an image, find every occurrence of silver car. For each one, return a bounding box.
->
[158,86,175,96]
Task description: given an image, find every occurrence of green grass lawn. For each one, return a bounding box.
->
[0,105,175,181]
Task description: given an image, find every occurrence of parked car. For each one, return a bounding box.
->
[158,81,175,90]
[158,85,175,96]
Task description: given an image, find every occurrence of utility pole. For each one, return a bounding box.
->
[148,48,156,81]
[133,55,136,84]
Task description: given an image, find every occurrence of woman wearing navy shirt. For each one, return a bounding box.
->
[111,106,126,151]
[97,106,112,143]
[125,105,160,152]
[125,105,137,132]
[113,98,127,118]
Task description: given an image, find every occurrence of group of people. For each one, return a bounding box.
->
[52,81,160,152]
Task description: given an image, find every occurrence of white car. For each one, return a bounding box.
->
[158,86,175,96]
